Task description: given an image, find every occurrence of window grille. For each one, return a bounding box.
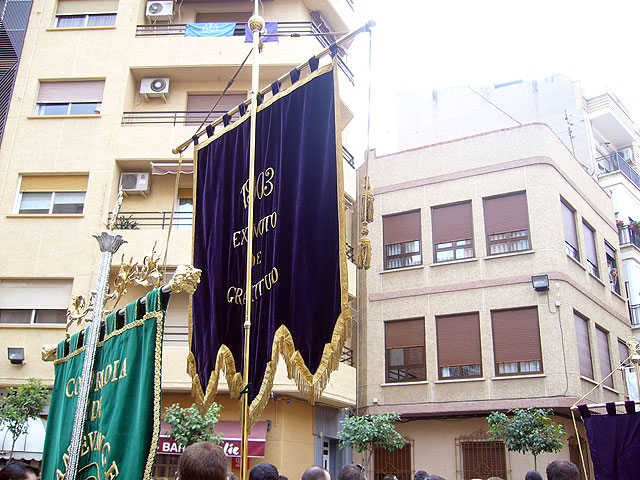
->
[374,440,412,480]
[456,434,509,480]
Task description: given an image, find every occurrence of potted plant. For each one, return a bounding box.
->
[616,219,625,231]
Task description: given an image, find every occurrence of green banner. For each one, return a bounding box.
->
[42,288,169,480]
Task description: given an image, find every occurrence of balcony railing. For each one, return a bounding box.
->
[619,226,640,249]
[345,0,355,10]
[134,21,354,84]
[109,211,357,262]
[122,110,232,126]
[340,346,354,366]
[630,304,640,327]
[596,152,640,190]
[342,146,355,168]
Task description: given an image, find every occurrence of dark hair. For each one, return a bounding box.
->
[427,476,446,480]
[302,466,330,480]
[279,476,289,480]
[546,460,580,480]
[525,471,543,480]
[0,461,37,480]
[338,464,366,480]
[178,442,227,480]
[383,474,397,480]
[249,463,279,480]
[414,471,429,480]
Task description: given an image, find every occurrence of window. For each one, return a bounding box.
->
[36,80,105,116]
[574,312,593,379]
[185,93,247,126]
[436,312,482,379]
[54,0,117,28]
[605,241,620,294]
[562,200,580,261]
[458,435,508,480]
[431,201,474,262]
[17,175,88,214]
[151,453,179,480]
[175,188,193,230]
[618,339,630,395]
[383,211,422,270]
[595,325,613,388]
[374,441,411,480]
[583,221,599,277]
[483,192,530,255]
[384,318,425,382]
[0,279,71,324]
[491,307,542,375]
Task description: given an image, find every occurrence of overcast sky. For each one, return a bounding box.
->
[348,0,640,155]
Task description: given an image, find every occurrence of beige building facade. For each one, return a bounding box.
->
[0,0,360,478]
[358,124,632,480]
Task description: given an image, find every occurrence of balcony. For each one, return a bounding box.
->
[134,21,354,84]
[596,152,640,190]
[619,226,640,249]
[630,304,640,327]
[587,93,640,146]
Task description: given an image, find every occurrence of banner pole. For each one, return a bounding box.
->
[241,4,263,480]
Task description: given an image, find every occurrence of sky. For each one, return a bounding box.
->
[347,0,640,156]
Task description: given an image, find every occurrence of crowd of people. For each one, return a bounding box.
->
[173,441,585,480]
[0,442,583,480]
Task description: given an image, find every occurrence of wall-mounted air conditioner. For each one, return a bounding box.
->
[140,78,169,102]
[146,1,173,21]
[119,172,150,194]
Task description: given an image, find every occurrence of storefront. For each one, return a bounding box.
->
[154,420,269,479]
[0,417,46,470]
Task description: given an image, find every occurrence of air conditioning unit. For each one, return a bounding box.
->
[119,172,150,194]
[619,147,633,162]
[140,78,170,102]
[146,0,173,20]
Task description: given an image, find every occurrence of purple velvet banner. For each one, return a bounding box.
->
[190,65,347,413]
[579,403,640,480]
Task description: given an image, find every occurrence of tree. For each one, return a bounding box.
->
[163,402,223,448]
[487,408,565,471]
[0,378,48,459]
[337,413,405,471]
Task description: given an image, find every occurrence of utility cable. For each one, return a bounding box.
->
[468,86,522,126]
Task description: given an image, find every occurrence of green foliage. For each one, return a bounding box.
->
[0,378,48,459]
[487,408,565,469]
[163,402,223,447]
[337,413,405,470]
[114,214,139,230]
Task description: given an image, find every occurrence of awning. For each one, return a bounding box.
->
[157,420,268,458]
[0,417,47,461]
[151,162,194,175]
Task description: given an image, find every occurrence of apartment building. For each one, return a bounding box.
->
[358,124,632,480]
[0,0,360,477]
[393,75,640,340]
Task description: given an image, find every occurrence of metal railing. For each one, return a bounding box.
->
[342,145,355,168]
[345,0,355,10]
[110,211,357,264]
[596,152,640,190]
[630,304,640,327]
[340,346,353,366]
[134,21,354,84]
[164,325,188,343]
[619,226,640,249]
[122,110,233,126]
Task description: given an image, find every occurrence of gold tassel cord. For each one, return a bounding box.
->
[360,184,374,223]
[356,238,371,270]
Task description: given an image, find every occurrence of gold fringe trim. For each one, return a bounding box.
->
[360,188,374,224]
[187,61,351,429]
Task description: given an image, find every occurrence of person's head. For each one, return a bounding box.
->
[302,466,330,480]
[383,474,397,480]
[414,471,429,480]
[249,463,279,480]
[487,477,502,480]
[177,442,227,480]
[525,471,543,480]
[338,464,366,480]
[428,476,446,480]
[546,460,580,480]
[227,473,239,480]
[0,461,38,480]
[279,476,289,480]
